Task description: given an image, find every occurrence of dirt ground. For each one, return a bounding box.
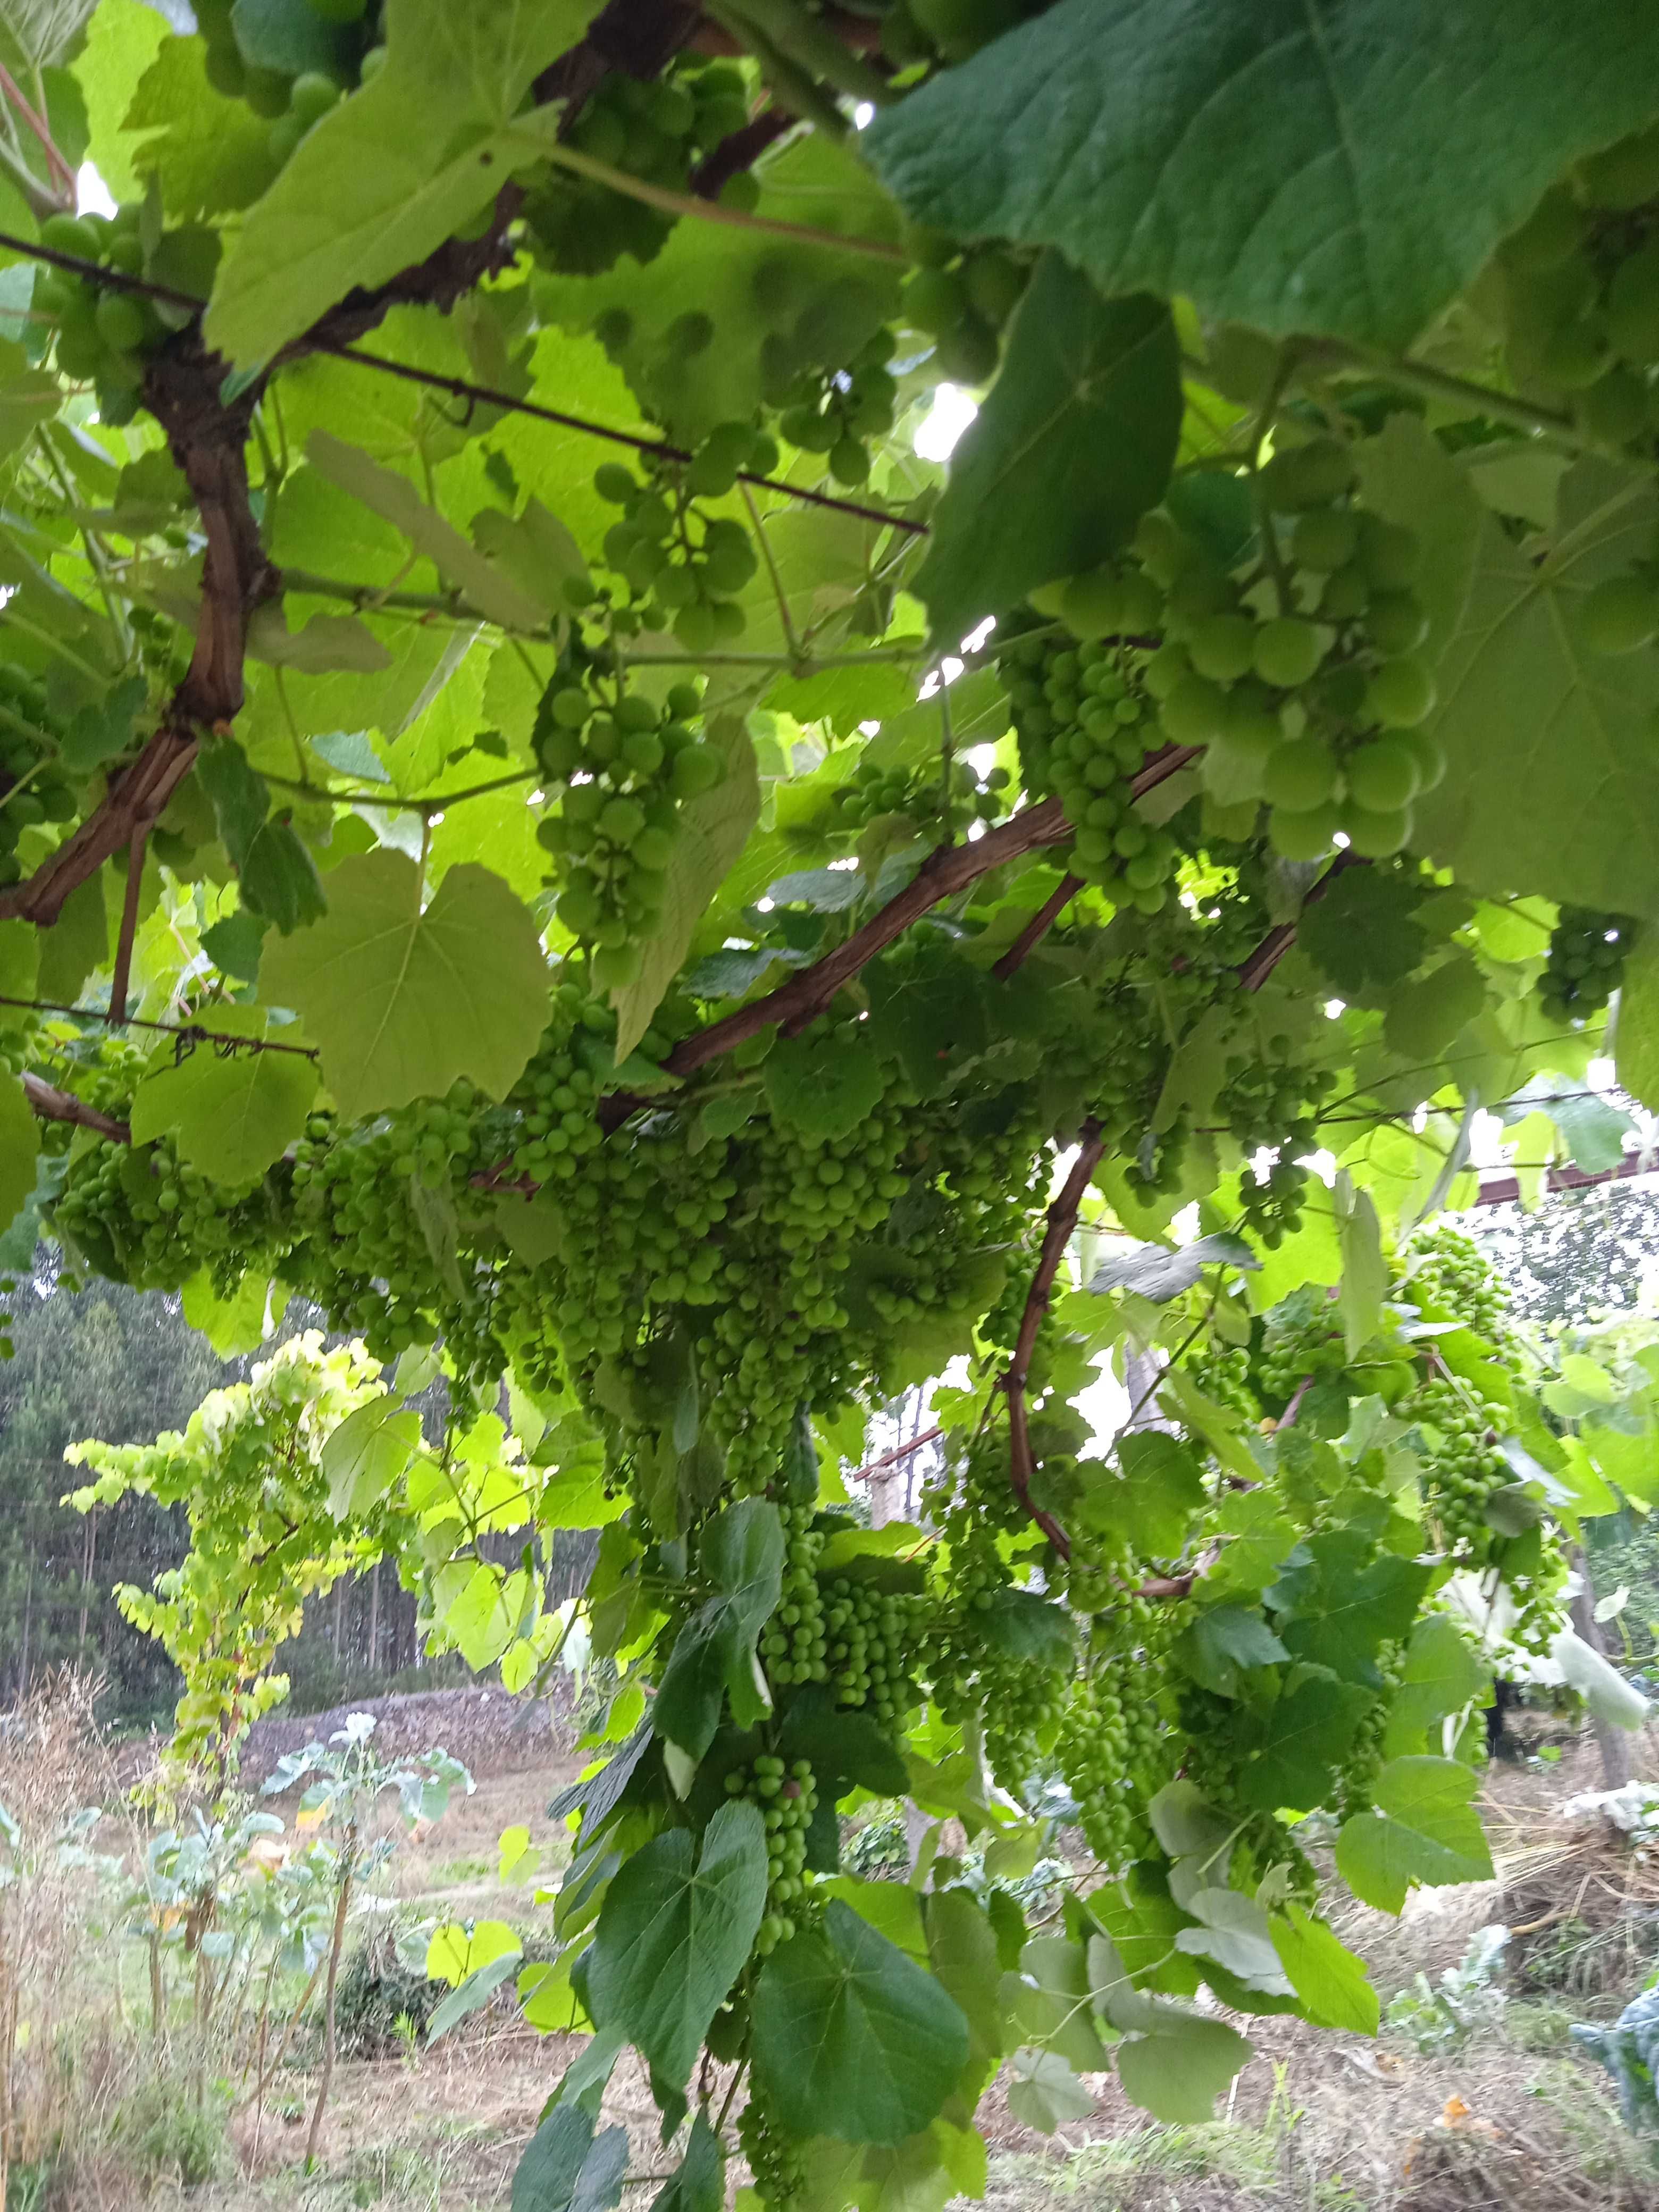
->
[156,1703,1659,2212]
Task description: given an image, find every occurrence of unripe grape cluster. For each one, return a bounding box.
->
[1336,1642,1405,1821]
[1404,1376,1512,1560]
[830,754,1009,839]
[1218,1052,1335,1247]
[196,0,382,169]
[1188,1344,1257,1419]
[1257,1289,1348,1404]
[1401,1222,1510,1339]
[1496,120,1659,450]
[590,456,760,651]
[1539,905,1640,1023]
[1126,456,1444,862]
[738,2091,807,2211]
[998,629,1182,911]
[819,1579,926,1723]
[523,65,750,277]
[55,1136,270,1296]
[900,240,1030,386]
[724,1755,818,1955]
[533,652,725,990]
[777,330,902,487]
[1062,1610,1170,1870]
[763,1504,828,1687]
[0,664,82,885]
[35,206,216,426]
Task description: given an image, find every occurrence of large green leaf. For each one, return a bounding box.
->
[914,259,1179,646]
[1268,1530,1431,1687]
[1114,2013,1252,2124]
[863,0,1659,349]
[1335,1755,1494,1912]
[1412,464,1659,917]
[652,1499,784,1760]
[1383,1615,1491,1757]
[259,851,549,1119]
[320,1400,422,1522]
[1235,1672,1373,1811]
[751,1900,970,2148]
[207,0,604,364]
[1269,1907,1379,2036]
[611,715,761,1059]
[585,1799,768,2089]
[128,1008,317,1188]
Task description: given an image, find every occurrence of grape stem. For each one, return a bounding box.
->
[107,822,149,1030]
[992,874,1085,981]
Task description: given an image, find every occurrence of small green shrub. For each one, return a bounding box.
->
[333,1926,447,2058]
[118,2076,229,2188]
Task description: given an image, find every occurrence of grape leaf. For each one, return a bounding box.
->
[915,258,1180,647]
[77,0,170,204]
[512,2106,629,2212]
[652,1499,784,1761]
[1086,1231,1257,1303]
[1335,1177,1387,1360]
[259,851,549,1119]
[0,1073,38,1236]
[764,1028,887,1143]
[1616,939,1659,1112]
[611,715,761,1059]
[648,2118,723,2212]
[1114,2013,1252,2125]
[320,1399,422,1522]
[1174,1605,1289,1699]
[305,433,548,633]
[585,1799,768,2089]
[206,0,605,365]
[1269,1907,1379,2036]
[1235,1671,1373,1811]
[1268,1530,1431,1687]
[1383,1615,1490,1757]
[128,1009,318,1188]
[1007,2048,1094,2133]
[123,35,280,218]
[751,1900,970,2148]
[863,0,1659,349]
[1298,869,1427,996]
[1412,463,1659,917]
[1335,1755,1494,1913]
[977,1588,1075,1669]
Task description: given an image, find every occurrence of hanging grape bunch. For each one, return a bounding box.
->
[900,238,1032,384]
[1335,1640,1405,1821]
[763,1504,828,1687]
[1404,1375,1513,1562]
[1061,1602,1173,1870]
[1217,1050,1335,1247]
[818,1578,926,1723]
[0,665,85,885]
[1539,905,1641,1021]
[590,451,760,651]
[998,626,1183,912]
[830,753,1009,839]
[1402,1221,1511,1339]
[1496,120,1659,453]
[34,206,219,426]
[523,65,751,277]
[724,1756,818,1955]
[533,647,725,990]
[1109,455,1443,861]
[1256,1287,1348,1406]
[196,0,383,163]
[1188,1343,1258,1419]
[776,328,904,487]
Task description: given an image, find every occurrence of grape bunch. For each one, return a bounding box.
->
[819,1578,926,1723]
[998,627,1183,913]
[533,654,726,990]
[1496,120,1659,450]
[1124,455,1443,861]
[763,1505,828,1687]
[35,206,217,426]
[901,240,1030,385]
[724,1755,818,1955]
[738,2090,807,2210]
[1404,1376,1512,1560]
[522,65,750,276]
[777,330,902,487]
[54,1136,271,1296]
[1188,1344,1258,1419]
[1336,1642,1405,1821]
[1256,1287,1348,1404]
[1401,1221,1509,1339]
[1062,1614,1170,1869]
[1539,904,1641,1022]
[591,456,759,651]
[0,665,83,885]
[830,754,1009,839]
[196,0,383,162]
[1217,1052,1335,1247]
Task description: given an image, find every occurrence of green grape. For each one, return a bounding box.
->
[1216,1050,1333,1247]
[1538,904,1640,1023]
[738,2090,808,2209]
[1401,1221,1510,1340]
[1256,1287,1347,1405]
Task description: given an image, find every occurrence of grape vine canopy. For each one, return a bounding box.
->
[4,0,1659,2201]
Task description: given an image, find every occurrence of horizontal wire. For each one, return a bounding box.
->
[0,992,319,1058]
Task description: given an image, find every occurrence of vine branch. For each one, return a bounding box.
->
[21,1074,129,1142]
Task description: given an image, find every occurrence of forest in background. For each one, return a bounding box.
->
[4,1171,1659,1728]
